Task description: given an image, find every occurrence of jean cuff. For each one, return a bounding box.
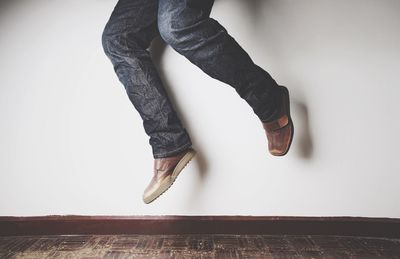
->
[153,141,193,159]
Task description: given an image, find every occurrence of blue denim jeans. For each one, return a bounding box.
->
[102,0,284,158]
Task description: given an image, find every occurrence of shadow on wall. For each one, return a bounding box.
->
[0,0,13,13]
[295,102,313,159]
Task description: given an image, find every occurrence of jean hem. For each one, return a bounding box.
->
[258,85,286,123]
[153,142,193,159]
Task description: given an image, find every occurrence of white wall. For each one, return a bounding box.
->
[1,0,399,217]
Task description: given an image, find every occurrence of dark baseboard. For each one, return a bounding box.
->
[0,215,399,238]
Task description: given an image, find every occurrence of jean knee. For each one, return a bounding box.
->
[157,17,175,46]
[102,26,151,63]
[101,23,115,58]
[101,23,131,59]
[158,13,220,52]
[158,13,192,49]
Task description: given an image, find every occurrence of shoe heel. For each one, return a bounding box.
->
[172,149,196,179]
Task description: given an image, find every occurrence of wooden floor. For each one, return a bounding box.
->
[1,234,399,258]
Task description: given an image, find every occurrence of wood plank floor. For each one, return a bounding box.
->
[1,234,399,258]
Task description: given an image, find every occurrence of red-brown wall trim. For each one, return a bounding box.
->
[0,215,399,238]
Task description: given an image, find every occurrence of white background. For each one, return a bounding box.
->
[1,0,399,217]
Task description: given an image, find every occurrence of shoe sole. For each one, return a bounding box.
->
[143,148,197,204]
[271,86,294,156]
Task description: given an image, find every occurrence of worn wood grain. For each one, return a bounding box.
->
[0,234,399,258]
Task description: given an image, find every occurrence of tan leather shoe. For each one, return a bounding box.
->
[261,85,294,156]
[143,147,196,204]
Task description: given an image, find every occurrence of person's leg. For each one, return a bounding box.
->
[158,0,284,123]
[102,0,193,159]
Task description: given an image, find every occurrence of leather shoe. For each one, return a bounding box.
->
[261,85,294,156]
[143,147,196,204]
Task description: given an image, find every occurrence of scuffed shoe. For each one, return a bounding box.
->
[143,147,196,204]
[261,85,294,156]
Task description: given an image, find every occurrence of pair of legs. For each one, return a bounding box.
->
[102,0,283,158]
